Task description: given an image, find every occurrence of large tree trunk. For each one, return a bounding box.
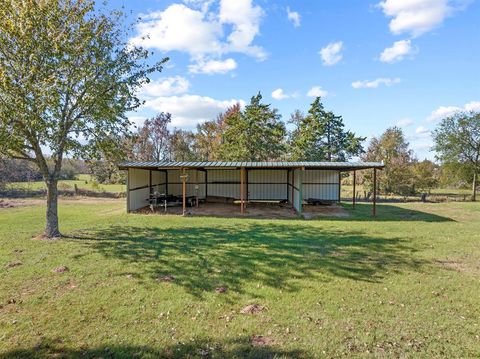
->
[45,179,61,238]
[473,171,477,202]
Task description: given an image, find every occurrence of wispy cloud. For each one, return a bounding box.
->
[380,39,417,63]
[352,77,401,89]
[286,7,301,27]
[307,86,328,97]
[427,101,480,122]
[319,41,343,66]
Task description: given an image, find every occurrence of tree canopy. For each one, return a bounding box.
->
[362,127,415,195]
[433,111,480,201]
[289,97,365,161]
[0,0,166,237]
[219,93,286,161]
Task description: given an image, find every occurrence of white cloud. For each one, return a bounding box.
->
[351,78,401,89]
[218,0,266,60]
[427,101,480,122]
[464,101,480,112]
[140,76,190,97]
[380,39,416,63]
[396,118,414,127]
[130,4,222,56]
[143,94,245,128]
[307,86,328,98]
[319,41,343,66]
[271,88,290,100]
[377,0,469,37]
[189,58,237,74]
[128,116,147,128]
[287,7,301,27]
[415,125,430,135]
[130,1,266,74]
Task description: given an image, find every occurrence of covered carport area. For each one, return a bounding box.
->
[118,161,384,217]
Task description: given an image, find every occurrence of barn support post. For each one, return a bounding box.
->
[163,169,168,196]
[182,168,187,216]
[195,170,199,207]
[291,168,295,210]
[240,167,245,214]
[205,170,208,203]
[126,169,130,213]
[149,170,152,195]
[286,169,290,202]
[372,168,377,217]
[246,169,249,202]
[352,170,356,209]
[338,170,342,203]
[299,168,304,215]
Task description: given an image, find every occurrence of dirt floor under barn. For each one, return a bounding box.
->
[135,201,350,219]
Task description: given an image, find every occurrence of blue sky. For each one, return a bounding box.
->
[112,0,480,160]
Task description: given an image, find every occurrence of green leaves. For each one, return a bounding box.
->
[0,0,167,178]
[433,112,480,200]
[219,93,287,161]
[289,97,365,161]
[362,127,415,195]
[0,0,166,236]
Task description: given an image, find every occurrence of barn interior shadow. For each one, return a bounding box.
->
[68,220,425,297]
[0,336,307,359]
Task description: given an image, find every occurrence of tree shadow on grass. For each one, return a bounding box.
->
[336,203,455,222]
[0,336,307,358]
[68,220,425,298]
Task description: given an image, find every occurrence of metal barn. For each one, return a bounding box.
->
[119,161,384,216]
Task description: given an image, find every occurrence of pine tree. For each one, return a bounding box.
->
[289,97,365,161]
[219,93,286,161]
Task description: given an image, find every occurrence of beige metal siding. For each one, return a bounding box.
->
[151,171,166,195]
[128,168,150,211]
[292,169,302,212]
[248,169,288,200]
[302,170,339,201]
[207,169,240,199]
[167,169,206,198]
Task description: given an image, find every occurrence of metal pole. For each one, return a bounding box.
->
[353,170,356,209]
[373,168,377,216]
[182,168,186,216]
[240,167,245,214]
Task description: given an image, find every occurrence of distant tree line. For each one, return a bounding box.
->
[90,93,479,200]
[2,93,478,200]
[127,94,366,162]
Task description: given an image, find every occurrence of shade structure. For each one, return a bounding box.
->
[120,161,384,216]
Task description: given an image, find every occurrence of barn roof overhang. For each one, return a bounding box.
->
[118,161,384,171]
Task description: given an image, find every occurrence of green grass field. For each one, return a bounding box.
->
[9,174,125,193]
[341,184,475,201]
[1,199,479,358]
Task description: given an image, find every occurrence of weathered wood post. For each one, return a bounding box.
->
[181,168,187,216]
[240,167,245,214]
[352,170,356,209]
[372,168,377,216]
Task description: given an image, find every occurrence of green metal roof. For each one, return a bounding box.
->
[118,161,384,170]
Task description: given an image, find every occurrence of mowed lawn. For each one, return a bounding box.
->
[0,199,479,358]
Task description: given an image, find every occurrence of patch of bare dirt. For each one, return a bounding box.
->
[32,234,63,241]
[435,259,468,273]
[251,335,274,346]
[5,260,22,269]
[156,275,175,282]
[240,304,265,314]
[52,265,69,273]
[0,199,16,208]
[215,286,227,293]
